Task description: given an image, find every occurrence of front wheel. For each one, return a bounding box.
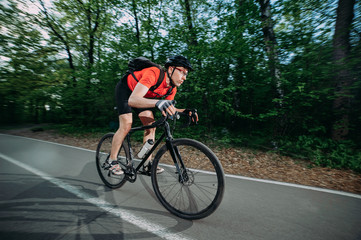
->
[151,138,225,220]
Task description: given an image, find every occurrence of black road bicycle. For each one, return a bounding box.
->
[95,112,225,220]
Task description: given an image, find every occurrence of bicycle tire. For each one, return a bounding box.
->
[96,133,127,189]
[151,138,225,220]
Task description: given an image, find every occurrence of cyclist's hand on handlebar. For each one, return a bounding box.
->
[183,109,198,124]
[156,100,176,116]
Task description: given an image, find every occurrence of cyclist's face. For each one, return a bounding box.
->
[170,67,188,87]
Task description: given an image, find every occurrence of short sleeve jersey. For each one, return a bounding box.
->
[127,67,176,100]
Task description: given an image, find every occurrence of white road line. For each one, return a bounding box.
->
[225,174,361,199]
[1,133,360,199]
[0,152,193,240]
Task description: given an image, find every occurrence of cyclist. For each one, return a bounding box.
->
[109,55,198,175]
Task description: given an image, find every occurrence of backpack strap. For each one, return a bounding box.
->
[150,69,165,91]
[164,86,174,98]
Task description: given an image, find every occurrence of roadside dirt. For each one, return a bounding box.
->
[1,125,360,195]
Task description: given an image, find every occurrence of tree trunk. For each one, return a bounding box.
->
[332,0,356,141]
[258,0,283,102]
[232,0,246,128]
[258,0,285,140]
[182,0,198,47]
[85,1,100,68]
[39,0,77,87]
[146,0,154,60]
[132,0,141,56]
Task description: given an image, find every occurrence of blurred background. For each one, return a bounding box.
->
[1,0,360,171]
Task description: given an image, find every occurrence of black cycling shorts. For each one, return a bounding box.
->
[115,78,153,116]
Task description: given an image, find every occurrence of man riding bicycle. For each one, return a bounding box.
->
[109,55,198,175]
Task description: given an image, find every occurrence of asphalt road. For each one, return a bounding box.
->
[0,133,360,240]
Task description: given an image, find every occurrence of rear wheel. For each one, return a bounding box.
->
[96,133,128,189]
[151,138,225,220]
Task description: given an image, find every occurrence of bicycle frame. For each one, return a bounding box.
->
[123,115,186,180]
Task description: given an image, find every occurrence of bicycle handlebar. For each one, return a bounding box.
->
[151,112,182,127]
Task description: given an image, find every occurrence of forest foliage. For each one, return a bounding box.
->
[1,0,360,171]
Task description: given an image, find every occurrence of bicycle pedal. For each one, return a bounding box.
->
[139,169,151,176]
[103,164,112,171]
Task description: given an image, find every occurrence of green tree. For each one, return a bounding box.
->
[34,0,115,125]
[0,0,58,123]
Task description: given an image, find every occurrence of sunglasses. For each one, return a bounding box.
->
[175,67,188,77]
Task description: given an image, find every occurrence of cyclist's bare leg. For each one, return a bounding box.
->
[138,110,155,165]
[110,113,133,160]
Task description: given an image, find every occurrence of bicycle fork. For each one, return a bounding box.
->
[164,122,190,184]
[167,141,190,184]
